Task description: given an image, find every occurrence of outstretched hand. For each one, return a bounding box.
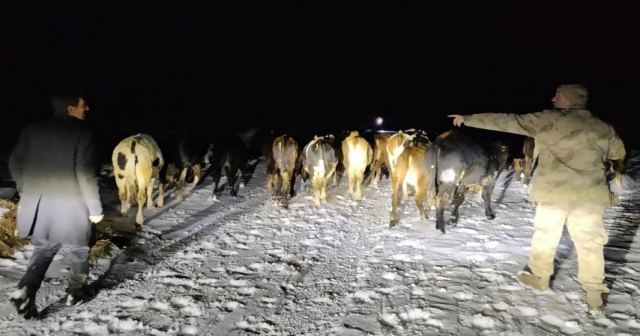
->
[448,115,465,127]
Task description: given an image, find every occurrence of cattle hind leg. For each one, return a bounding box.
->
[435,184,455,233]
[389,159,408,227]
[355,170,364,201]
[482,178,496,220]
[225,163,239,197]
[280,172,291,209]
[116,176,131,217]
[415,175,428,220]
[448,188,465,225]
[311,176,322,207]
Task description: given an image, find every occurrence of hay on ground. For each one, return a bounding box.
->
[90,225,121,265]
[0,199,29,258]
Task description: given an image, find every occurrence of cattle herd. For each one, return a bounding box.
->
[109,128,537,233]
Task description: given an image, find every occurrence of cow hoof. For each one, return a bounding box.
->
[389,220,398,228]
[135,222,143,227]
[487,214,496,220]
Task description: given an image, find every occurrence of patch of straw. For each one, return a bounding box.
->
[90,225,121,265]
[0,199,29,258]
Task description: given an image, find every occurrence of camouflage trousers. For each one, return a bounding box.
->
[528,203,609,293]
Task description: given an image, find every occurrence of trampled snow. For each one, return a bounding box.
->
[0,151,639,335]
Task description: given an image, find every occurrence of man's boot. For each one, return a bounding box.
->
[517,271,550,291]
[9,287,39,319]
[586,290,605,316]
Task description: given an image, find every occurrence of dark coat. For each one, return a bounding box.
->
[8,115,102,246]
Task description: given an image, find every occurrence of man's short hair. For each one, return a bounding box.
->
[51,88,85,116]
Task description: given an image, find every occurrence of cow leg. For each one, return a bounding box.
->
[281,172,291,209]
[347,170,355,196]
[146,177,156,210]
[321,176,329,203]
[415,175,428,220]
[157,181,166,208]
[402,181,409,201]
[436,184,455,233]
[312,176,322,207]
[225,163,238,197]
[211,166,222,195]
[136,181,148,226]
[482,178,497,220]
[191,165,202,188]
[267,174,274,196]
[371,160,379,183]
[389,160,408,227]
[524,156,533,185]
[355,171,364,201]
[116,175,130,216]
[448,188,465,225]
[177,168,188,202]
[514,158,522,182]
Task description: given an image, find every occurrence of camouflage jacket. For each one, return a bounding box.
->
[464,109,625,206]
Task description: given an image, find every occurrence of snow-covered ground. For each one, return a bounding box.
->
[0,152,639,335]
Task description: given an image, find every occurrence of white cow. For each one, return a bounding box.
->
[112,133,164,226]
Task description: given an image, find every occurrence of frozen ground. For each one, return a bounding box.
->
[0,152,639,335]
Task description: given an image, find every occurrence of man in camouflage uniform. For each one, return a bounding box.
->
[448,84,625,315]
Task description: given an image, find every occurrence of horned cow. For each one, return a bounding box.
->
[341,131,373,201]
[302,135,339,207]
[111,133,164,226]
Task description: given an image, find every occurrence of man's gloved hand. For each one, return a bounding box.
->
[448,115,465,127]
[89,214,104,224]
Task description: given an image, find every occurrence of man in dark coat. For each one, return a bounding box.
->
[8,91,104,319]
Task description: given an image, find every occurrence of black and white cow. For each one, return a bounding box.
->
[429,129,499,233]
[301,135,339,207]
[158,131,212,207]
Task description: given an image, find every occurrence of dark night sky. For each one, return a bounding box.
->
[2,2,639,143]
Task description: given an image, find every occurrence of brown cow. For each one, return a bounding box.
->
[513,136,536,185]
[270,135,299,208]
[342,131,373,201]
[389,142,435,227]
[371,133,390,183]
[111,134,164,226]
[386,129,430,200]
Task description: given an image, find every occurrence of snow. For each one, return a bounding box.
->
[0,150,639,335]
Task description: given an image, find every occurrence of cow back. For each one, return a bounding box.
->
[433,130,490,184]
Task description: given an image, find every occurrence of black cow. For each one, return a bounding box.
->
[201,134,248,198]
[429,129,499,233]
[158,131,212,207]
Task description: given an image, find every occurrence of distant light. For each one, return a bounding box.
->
[376,117,383,126]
